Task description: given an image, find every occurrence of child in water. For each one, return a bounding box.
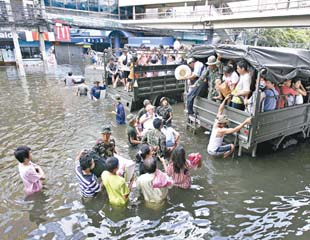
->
[101,157,134,206]
[165,146,201,189]
[14,146,46,195]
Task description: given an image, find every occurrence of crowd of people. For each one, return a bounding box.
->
[105,43,189,91]
[184,55,308,116]
[14,41,309,210]
[14,94,204,207]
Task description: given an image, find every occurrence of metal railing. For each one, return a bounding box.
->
[132,0,310,20]
[46,6,119,20]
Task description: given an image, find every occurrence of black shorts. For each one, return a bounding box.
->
[127,78,133,83]
[123,71,130,78]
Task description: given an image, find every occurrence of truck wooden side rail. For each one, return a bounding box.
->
[193,97,310,157]
[189,44,310,157]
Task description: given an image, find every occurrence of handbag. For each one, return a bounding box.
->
[218,82,231,97]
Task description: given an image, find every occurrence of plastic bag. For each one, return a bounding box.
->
[152,169,173,188]
[188,152,202,166]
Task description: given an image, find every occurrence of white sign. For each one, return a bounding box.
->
[0,32,13,39]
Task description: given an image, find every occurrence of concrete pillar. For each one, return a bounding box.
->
[39,32,47,65]
[207,28,214,45]
[40,0,47,19]
[113,32,121,56]
[12,27,25,77]
[133,6,136,20]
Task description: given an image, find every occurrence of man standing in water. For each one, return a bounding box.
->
[93,126,116,159]
[112,94,126,125]
[207,96,252,158]
[90,80,106,101]
[76,79,89,96]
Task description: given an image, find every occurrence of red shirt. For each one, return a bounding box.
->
[278,85,298,109]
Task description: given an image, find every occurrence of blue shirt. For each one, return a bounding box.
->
[264,88,279,112]
[116,103,126,124]
[91,85,106,100]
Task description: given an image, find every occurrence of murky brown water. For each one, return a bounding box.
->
[0,65,310,239]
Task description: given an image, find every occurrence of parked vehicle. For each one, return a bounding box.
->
[188,44,310,157]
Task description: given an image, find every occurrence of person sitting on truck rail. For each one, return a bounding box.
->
[278,79,299,108]
[292,80,307,105]
[263,79,279,112]
[231,60,252,111]
[207,95,252,159]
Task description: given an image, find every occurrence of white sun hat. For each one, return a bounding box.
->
[175,64,191,80]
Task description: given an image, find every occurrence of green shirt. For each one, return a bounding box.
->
[101,171,129,206]
[127,125,138,146]
[142,129,167,156]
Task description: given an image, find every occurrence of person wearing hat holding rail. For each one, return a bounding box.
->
[93,126,117,159]
[156,97,173,126]
[126,114,142,147]
[90,80,106,101]
[112,94,126,125]
[207,95,252,158]
[180,57,206,114]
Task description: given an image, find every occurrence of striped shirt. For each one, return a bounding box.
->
[75,165,100,198]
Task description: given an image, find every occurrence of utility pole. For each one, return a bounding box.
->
[12,26,26,77]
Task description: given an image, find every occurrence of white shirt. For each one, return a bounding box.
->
[223,71,239,90]
[295,94,303,105]
[173,40,181,51]
[235,72,251,93]
[207,122,224,153]
[136,173,168,203]
[193,61,205,78]
[118,54,132,71]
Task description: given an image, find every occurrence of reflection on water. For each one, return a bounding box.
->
[0,66,309,239]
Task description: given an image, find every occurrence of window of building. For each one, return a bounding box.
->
[21,47,41,59]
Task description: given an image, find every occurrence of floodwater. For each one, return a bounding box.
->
[0,65,310,240]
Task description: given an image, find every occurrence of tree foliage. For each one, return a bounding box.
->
[246,28,310,49]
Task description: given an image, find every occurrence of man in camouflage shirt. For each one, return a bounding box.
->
[93,126,116,158]
[195,55,222,99]
[156,97,173,126]
[142,118,167,157]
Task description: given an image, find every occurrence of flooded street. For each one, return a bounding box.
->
[0,65,310,239]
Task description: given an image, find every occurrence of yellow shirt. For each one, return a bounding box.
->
[128,63,134,80]
[101,171,129,206]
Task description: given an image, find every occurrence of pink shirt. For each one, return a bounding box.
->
[167,160,194,189]
[18,162,42,195]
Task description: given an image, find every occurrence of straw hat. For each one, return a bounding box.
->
[114,94,121,101]
[174,64,191,80]
[217,115,229,124]
[206,55,219,66]
[126,114,136,123]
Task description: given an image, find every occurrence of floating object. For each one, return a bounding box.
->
[175,65,191,80]
[115,154,135,184]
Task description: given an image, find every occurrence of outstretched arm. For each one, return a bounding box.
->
[218,117,252,135]
[217,95,231,117]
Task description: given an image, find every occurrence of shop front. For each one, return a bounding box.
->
[0,31,15,65]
